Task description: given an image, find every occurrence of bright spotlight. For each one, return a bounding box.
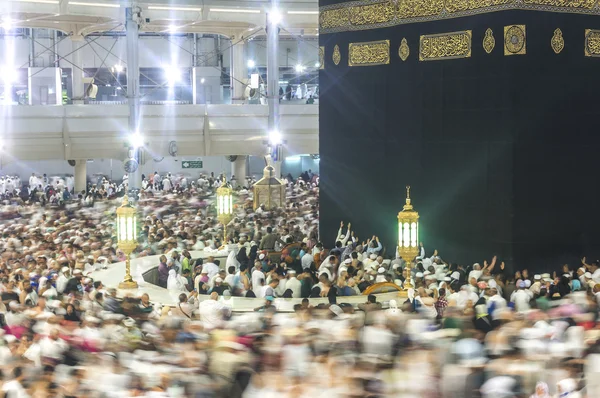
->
[268,9,282,25]
[113,64,123,73]
[1,19,13,31]
[128,133,144,149]
[200,78,205,84]
[269,130,282,146]
[295,64,305,73]
[0,67,18,84]
[247,60,256,68]
[163,66,180,86]
[168,25,178,33]
[315,62,321,68]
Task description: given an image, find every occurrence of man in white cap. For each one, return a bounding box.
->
[285,269,302,298]
[56,267,70,294]
[510,280,533,312]
[251,261,265,296]
[469,263,483,282]
[376,267,387,283]
[530,275,542,295]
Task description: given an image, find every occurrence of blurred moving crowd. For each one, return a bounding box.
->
[0,170,598,397]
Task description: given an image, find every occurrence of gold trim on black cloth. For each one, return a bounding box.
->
[319,0,600,34]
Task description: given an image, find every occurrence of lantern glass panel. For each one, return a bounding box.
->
[119,216,126,242]
[127,216,133,241]
[411,222,417,247]
[403,222,410,247]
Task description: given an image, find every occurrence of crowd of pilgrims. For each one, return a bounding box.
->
[0,170,597,397]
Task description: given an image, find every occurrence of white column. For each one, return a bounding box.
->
[126,6,141,191]
[231,38,247,103]
[74,160,87,193]
[71,37,85,104]
[231,155,248,185]
[266,7,282,175]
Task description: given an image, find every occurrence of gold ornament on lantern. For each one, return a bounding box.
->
[116,196,138,289]
[398,186,420,289]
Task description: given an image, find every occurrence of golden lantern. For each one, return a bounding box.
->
[398,186,419,289]
[216,177,234,242]
[116,195,138,289]
[253,164,286,210]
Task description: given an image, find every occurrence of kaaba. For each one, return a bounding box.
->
[318,0,600,270]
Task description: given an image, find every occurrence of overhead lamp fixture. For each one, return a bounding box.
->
[163,65,180,85]
[200,78,205,84]
[1,19,13,31]
[128,132,145,149]
[287,11,319,15]
[314,62,321,68]
[268,130,282,146]
[69,1,120,8]
[247,60,256,68]
[268,9,282,25]
[0,67,18,84]
[295,64,305,73]
[113,64,123,73]
[211,8,261,14]
[148,6,201,12]
[168,25,179,32]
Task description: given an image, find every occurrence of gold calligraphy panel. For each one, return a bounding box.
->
[585,29,600,57]
[397,0,445,19]
[349,2,395,26]
[419,31,472,61]
[445,0,512,13]
[504,25,526,55]
[319,7,350,30]
[349,40,390,66]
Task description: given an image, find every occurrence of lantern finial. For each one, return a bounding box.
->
[121,195,129,207]
[403,185,413,210]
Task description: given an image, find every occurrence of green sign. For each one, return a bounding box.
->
[182,160,203,169]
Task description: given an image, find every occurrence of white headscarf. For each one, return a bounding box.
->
[167,269,185,292]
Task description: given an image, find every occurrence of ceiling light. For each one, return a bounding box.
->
[148,6,201,12]
[69,2,120,8]
[200,78,205,84]
[287,11,319,15]
[128,133,144,149]
[113,64,123,73]
[0,67,18,84]
[1,19,13,31]
[268,9,282,24]
[269,130,281,146]
[295,64,305,73]
[247,60,255,68]
[314,62,321,68]
[163,66,180,85]
[211,8,261,14]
